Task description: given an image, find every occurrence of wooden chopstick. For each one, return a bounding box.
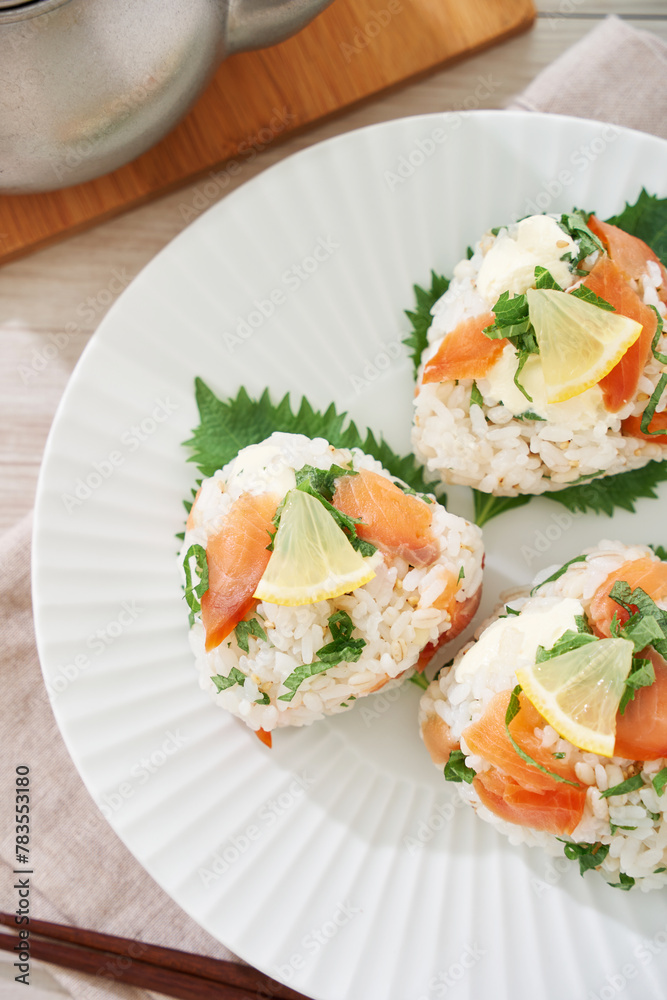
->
[0,913,310,1000]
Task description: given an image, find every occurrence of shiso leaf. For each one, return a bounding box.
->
[444,749,476,783]
[409,673,429,690]
[606,188,667,264]
[558,839,610,876]
[608,872,636,890]
[234,618,268,653]
[403,270,450,376]
[599,774,645,799]
[278,611,366,702]
[182,543,208,627]
[211,666,247,692]
[652,767,667,796]
[183,380,438,504]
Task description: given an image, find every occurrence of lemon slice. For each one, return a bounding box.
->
[526,288,642,404]
[515,637,633,756]
[254,489,378,606]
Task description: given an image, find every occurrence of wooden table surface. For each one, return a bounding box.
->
[1,0,666,537]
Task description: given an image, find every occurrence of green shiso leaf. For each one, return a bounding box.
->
[409,672,429,690]
[211,666,247,692]
[183,380,438,503]
[606,188,667,264]
[182,543,208,627]
[293,471,377,556]
[278,611,366,702]
[559,839,610,876]
[530,554,588,595]
[535,629,598,663]
[234,618,268,653]
[403,271,449,376]
[608,872,635,890]
[559,209,606,259]
[640,373,667,438]
[650,544,667,561]
[652,767,667,797]
[444,749,476,784]
[600,774,645,799]
[570,286,615,311]
[472,492,532,528]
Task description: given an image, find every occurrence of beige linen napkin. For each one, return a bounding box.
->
[507,14,667,141]
[2,12,667,1000]
[0,514,242,1000]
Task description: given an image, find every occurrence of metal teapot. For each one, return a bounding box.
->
[0,0,334,193]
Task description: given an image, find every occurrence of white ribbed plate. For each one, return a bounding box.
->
[34,113,667,1000]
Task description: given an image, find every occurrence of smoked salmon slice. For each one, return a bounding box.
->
[614,647,667,761]
[582,256,657,412]
[421,312,505,384]
[588,215,667,304]
[464,690,582,792]
[474,768,586,836]
[622,408,667,443]
[588,556,667,759]
[333,468,438,568]
[464,690,586,834]
[588,556,667,637]
[201,492,280,651]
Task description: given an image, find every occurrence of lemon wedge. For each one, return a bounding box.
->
[254,489,378,606]
[515,637,633,757]
[526,288,642,404]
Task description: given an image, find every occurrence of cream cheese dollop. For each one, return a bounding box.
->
[476,215,578,304]
[454,597,584,684]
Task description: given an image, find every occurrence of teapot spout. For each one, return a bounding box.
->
[224,0,334,55]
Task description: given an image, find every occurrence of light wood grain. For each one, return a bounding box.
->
[0,0,534,265]
[0,9,665,536]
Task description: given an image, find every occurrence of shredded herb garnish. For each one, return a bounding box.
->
[234,618,268,653]
[444,749,476,784]
[608,872,635,890]
[558,839,610,876]
[652,768,667,796]
[600,774,645,799]
[409,673,429,690]
[530,554,588,595]
[278,611,366,702]
[640,373,667,437]
[211,666,247,692]
[182,543,209,627]
[470,381,484,408]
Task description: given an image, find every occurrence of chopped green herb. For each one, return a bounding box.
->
[505,686,580,787]
[570,286,615,311]
[516,410,546,422]
[403,271,449,376]
[457,566,465,583]
[652,768,667,796]
[610,823,636,834]
[600,774,645,798]
[255,692,271,705]
[650,544,667,561]
[535,629,598,663]
[513,348,533,402]
[559,210,605,259]
[609,582,667,657]
[470,381,484,408]
[654,867,667,873]
[182,543,209,627]
[444,749,476,784]
[530,554,587,595]
[295,463,356,502]
[409,673,429,690]
[608,872,635,890]
[648,810,660,822]
[640,373,667,437]
[534,266,563,291]
[559,839,610,876]
[618,656,655,715]
[552,752,566,759]
[574,614,593,635]
[211,666,247,692]
[505,605,521,616]
[278,611,366,702]
[466,246,474,260]
[650,307,667,364]
[234,618,268,653]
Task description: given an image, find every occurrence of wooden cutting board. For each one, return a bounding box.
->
[0,0,534,265]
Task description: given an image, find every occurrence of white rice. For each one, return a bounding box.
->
[412,217,667,496]
[419,540,667,890]
[180,432,483,733]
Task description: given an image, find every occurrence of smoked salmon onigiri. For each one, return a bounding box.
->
[412,211,667,496]
[419,541,667,891]
[180,432,483,740]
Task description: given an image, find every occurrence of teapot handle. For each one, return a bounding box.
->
[224,0,334,54]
